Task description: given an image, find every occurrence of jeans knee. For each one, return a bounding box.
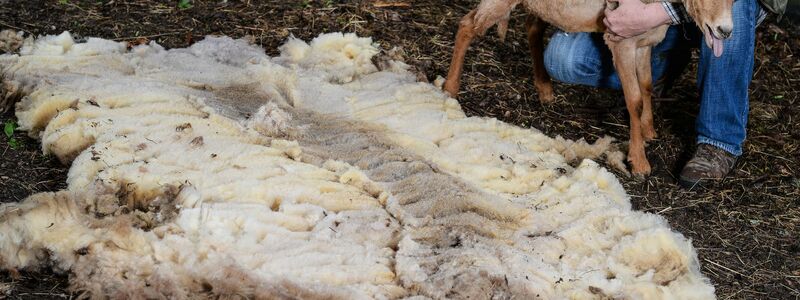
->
[543,32,605,85]
[544,52,597,85]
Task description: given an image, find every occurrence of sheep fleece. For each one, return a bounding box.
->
[0,32,716,299]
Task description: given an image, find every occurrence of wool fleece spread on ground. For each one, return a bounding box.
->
[0,31,715,299]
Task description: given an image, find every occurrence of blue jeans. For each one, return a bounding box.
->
[543,0,765,156]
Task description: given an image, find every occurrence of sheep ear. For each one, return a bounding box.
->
[496,17,510,42]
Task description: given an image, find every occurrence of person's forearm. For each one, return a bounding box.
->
[604,0,674,39]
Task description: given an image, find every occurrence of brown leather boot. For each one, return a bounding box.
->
[679,144,739,188]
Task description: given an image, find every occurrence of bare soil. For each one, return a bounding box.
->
[1,1,798,299]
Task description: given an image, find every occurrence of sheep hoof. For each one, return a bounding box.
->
[642,131,657,142]
[538,92,555,104]
[630,163,652,180]
[443,82,459,99]
[535,82,555,104]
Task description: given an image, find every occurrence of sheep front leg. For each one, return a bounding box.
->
[525,15,555,103]
[444,10,479,98]
[609,39,651,177]
[636,45,657,141]
[444,1,519,98]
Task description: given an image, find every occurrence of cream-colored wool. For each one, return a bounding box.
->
[0,32,715,299]
[0,30,26,112]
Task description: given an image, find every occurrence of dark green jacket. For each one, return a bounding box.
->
[761,0,787,16]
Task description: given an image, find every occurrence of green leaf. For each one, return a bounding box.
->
[59,0,69,4]
[3,121,16,138]
[177,0,192,9]
[8,137,19,149]
[773,95,784,100]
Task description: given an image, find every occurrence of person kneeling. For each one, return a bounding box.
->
[542,0,785,187]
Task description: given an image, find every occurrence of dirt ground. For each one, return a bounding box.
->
[0,1,798,299]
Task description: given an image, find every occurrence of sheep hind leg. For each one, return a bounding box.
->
[525,15,554,103]
[610,40,651,177]
[636,46,657,141]
[444,10,480,98]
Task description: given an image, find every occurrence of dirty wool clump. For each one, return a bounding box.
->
[0,29,25,54]
[0,31,715,299]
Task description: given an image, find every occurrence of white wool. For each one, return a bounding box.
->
[0,32,715,299]
[19,31,126,56]
[19,31,75,55]
[277,32,380,83]
[247,102,294,137]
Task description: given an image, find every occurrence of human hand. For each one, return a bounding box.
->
[604,0,672,41]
